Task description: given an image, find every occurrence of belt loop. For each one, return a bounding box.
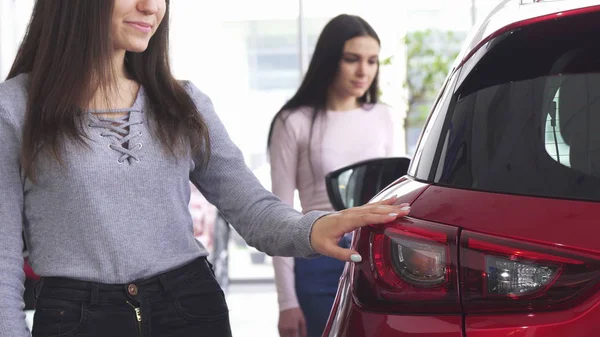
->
[205,259,216,278]
[158,274,171,294]
[90,283,99,306]
[33,278,44,302]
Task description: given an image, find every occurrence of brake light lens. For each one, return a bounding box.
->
[484,255,558,297]
[461,231,600,313]
[389,230,447,287]
[352,217,460,314]
[351,217,600,315]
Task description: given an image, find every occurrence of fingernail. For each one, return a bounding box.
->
[351,254,362,263]
[400,206,411,212]
[388,213,399,217]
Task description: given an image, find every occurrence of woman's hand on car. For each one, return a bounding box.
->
[310,197,410,262]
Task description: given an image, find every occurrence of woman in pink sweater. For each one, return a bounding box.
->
[267,14,396,337]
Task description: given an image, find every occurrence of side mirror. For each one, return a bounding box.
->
[325,157,411,211]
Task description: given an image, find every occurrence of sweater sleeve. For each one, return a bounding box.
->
[269,116,301,311]
[0,106,29,337]
[186,81,328,258]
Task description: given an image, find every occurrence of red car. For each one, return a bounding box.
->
[323,1,600,336]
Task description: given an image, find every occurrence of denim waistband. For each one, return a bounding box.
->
[35,257,212,305]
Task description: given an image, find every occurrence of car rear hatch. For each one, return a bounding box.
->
[408,4,600,336]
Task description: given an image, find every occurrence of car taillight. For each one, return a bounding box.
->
[352,217,461,314]
[351,217,600,315]
[461,231,600,313]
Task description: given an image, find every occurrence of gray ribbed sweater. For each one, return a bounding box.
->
[0,73,326,337]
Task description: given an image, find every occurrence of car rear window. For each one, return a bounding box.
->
[432,9,600,202]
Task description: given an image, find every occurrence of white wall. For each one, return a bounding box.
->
[0,0,17,79]
[0,0,34,79]
[169,1,409,158]
[0,0,34,81]
[1,0,497,158]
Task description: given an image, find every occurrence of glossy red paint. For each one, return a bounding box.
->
[323,179,464,337]
[411,185,600,255]
[409,184,600,336]
[323,261,462,337]
[457,3,600,68]
[453,0,600,70]
[464,294,600,337]
[325,176,600,337]
[323,1,600,336]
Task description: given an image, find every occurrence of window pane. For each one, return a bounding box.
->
[0,0,35,79]
[171,0,300,168]
[170,0,301,284]
[433,11,600,202]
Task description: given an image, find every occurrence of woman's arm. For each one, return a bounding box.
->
[0,106,30,337]
[268,116,301,311]
[186,82,412,264]
[186,82,327,258]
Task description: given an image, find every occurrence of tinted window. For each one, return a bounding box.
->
[431,10,600,202]
[409,69,459,180]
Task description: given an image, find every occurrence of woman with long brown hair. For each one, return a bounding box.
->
[0,1,410,336]
[268,14,396,337]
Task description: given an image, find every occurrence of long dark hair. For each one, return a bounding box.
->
[7,0,210,180]
[266,14,380,152]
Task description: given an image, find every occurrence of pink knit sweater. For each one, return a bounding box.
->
[269,104,397,311]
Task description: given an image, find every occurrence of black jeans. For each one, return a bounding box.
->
[32,257,232,337]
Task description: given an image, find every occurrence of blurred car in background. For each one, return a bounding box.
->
[189,183,231,291]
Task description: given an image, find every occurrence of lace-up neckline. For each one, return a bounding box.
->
[89,110,143,164]
[87,87,145,164]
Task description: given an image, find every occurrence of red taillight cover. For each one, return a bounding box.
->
[461,231,600,313]
[351,217,600,315]
[352,218,461,314]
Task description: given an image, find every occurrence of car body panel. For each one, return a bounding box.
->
[409,185,600,336]
[410,185,600,254]
[464,293,600,337]
[325,1,600,336]
[328,274,462,336]
[323,179,464,337]
[454,0,600,69]
[326,263,462,337]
